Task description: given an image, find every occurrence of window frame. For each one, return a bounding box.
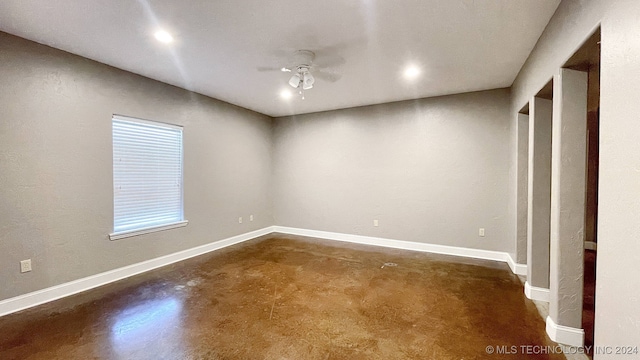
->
[109,114,187,240]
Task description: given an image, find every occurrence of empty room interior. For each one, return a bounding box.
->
[0,1,639,359]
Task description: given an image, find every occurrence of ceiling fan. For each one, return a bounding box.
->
[258,49,342,99]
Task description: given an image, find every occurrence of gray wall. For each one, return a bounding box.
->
[0,32,273,301]
[516,113,529,264]
[273,89,513,252]
[511,0,640,355]
[527,97,552,290]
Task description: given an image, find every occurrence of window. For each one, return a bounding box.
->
[109,115,187,240]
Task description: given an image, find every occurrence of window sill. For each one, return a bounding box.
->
[109,220,189,241]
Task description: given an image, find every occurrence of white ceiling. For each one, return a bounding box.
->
[0,0,560,117]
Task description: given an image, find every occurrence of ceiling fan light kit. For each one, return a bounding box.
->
[302,71,314,89]
[288,67,314,89]
[288,73,301,88]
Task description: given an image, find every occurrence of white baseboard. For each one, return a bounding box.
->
[546,315,585,347]
[0,225,525,318]
[524,281,550,302]
[506,254,527,275]
[273,226,516,268]
[0,226,274,317]
[584,241,597,251]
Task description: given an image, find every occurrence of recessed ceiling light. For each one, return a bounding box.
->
[403,65,422,80]
[154,30,174,44]
[280,89,293,100]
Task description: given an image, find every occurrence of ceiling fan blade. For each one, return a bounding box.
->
[313,54,346,68]
[258,66,293,73]
[323,36,368,52]
[257,66,283,72]
[314,70,342,83]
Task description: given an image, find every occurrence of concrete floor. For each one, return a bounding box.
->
[0,234,565,359]
[583,250,596,352]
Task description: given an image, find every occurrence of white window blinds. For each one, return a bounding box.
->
[112,115,184,235]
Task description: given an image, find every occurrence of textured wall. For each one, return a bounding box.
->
[510,0,640,355]
[516,113,529,264]
[0,32,273,301]
[527,97,552,290]
[549,68,587,329]
[273,89,513,252]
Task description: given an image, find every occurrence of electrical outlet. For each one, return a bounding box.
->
[250,215,254,222]
[373,219,379,227]
[479,228,485,237]
[238,217,243,224]
[20,259,32,273]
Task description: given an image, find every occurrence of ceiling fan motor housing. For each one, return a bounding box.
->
[292,50,315,67]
